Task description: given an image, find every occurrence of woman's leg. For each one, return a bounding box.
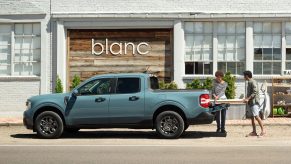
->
[215,111,221,131]
[221,108,226,132]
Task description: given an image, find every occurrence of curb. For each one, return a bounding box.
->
[0,123,23,126]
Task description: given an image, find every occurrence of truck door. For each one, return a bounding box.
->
[109,77,145,124]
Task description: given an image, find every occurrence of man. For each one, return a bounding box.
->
[243,71,266,137]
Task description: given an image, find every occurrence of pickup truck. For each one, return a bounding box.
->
[23,73,214,139]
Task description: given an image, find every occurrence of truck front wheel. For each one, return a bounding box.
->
[155,111,184,139]
[35,111,64,139]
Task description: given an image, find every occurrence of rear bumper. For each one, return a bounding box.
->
[187,112,214,125]
[23,111,33,130]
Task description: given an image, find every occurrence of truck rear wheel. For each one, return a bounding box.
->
[155,111,184,139]
[35,111,64,139]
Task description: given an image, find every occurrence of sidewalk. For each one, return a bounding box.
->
[0,117,291,126]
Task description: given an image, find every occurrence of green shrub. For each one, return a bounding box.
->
[159,81,178,89]
[223,72,236,99]
[71,74,81,90]
[55,75,63,93]
[186,78,213,90]
[203,77,213,90]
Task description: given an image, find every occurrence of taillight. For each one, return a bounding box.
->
[200,94,210,108]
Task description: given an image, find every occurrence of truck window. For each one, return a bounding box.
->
[78,78,113,95]
[116,78,140,94]
[150,77,159,90]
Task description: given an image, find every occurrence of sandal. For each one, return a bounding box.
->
[245,132,258,137]
[259,132,266,137]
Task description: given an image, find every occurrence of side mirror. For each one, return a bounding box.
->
[72,90,79,98]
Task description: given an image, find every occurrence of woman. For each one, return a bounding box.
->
[212,71,228,133]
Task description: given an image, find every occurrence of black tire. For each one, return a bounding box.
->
[155,111,184,139]
[35,111,64,139]
[64,127,80,133]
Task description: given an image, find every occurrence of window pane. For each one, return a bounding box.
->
[227,22,236,34]
[263,48,272,60]
[23,24,32,35]
[218,49,225,61]
[203,35,212,48]
[263,62,272,74]
[254,48,262,60]
[227,62,236,74]
[15,38,22,49]
[226,36,235,48]
[286,36,291,47]
[194,49,202,60]
[15,24,23,35]
[32,62,40,76]
[0,52,10,63]
[218,22,226,33]
[23,63,32,75]
[273,48,281,60]
[185,62,194,74]
[0,65,10,75]
[237,48,245,60]
[237,62,245,75]
[218,35,226,48]
[22,38,32,49]
[0,35,11,45]
[33,24,41,35]
[226,49,235,61]
[254,35,262,48]
[204,62,213,74]
[254,22,263,33]
[286,22,291,34]
[286,62,291,70]
[204,22,212,33]
[272,23,281,34]
[185,22,194,33]
[218,62,226,73]
[203,48,212,60]
[14,63,23,75]
[273,62,281,74]
[273,35,281,48]
[33,37,41,49]
[263,35,272,48]
[116,78,140,94]
[263,23,272,33]
[237,35,245,48]
[194,62,203,74]
[0,24,11,33]
[236,22,245,34]
[194,22,203,33]
[254,62,262,74]
[286,48,291,60]
[194,36,203,49]
[185,50,193,61]
[185,35,194,49]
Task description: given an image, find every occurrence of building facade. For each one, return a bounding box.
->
[1,0,291,117]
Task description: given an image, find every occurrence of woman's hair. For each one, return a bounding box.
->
[215,70,224,77]
[243,70,252,78]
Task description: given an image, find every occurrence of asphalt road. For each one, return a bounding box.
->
[1,125,291,164]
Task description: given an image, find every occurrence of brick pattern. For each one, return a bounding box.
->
[0,0,45,15]
[0,81,40,117]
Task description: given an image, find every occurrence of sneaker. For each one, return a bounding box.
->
[216,128,221,133]
[221,129,227,133]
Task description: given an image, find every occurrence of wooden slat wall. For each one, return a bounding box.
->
[68,29,173,87]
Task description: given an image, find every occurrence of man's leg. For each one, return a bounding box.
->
[255,116,265,135]
[251,116,256,134]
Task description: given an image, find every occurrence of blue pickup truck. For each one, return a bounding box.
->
[24,73,214,139]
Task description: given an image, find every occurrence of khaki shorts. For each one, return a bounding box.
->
[248,104,260,117]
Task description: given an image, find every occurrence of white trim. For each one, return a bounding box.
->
[40,20,48,94]
[56,21,67,91]
[282,21,286,74]
[246,21,253,71]
[212,22,218,74]
[173,20,185,88]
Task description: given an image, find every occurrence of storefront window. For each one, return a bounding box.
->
[253,22,281,75]
[285,22,291,70]
[0,23,40,76]
[217,22,245,75]
[184,22,213,75]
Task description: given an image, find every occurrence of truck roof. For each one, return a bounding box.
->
[91,73,151,79]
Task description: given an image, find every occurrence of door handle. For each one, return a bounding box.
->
[129,96,139,101]
[95,97,106,103]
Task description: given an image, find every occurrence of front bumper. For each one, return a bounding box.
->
[187,111,214,125]
[23,110,33,130]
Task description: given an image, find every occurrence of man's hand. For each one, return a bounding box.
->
[243,98,249,103]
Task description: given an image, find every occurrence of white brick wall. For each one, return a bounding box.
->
[0,81,40,117]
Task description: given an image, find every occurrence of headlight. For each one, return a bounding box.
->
[26,101,31,110]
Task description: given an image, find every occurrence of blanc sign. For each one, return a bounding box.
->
[91,38,149,56]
